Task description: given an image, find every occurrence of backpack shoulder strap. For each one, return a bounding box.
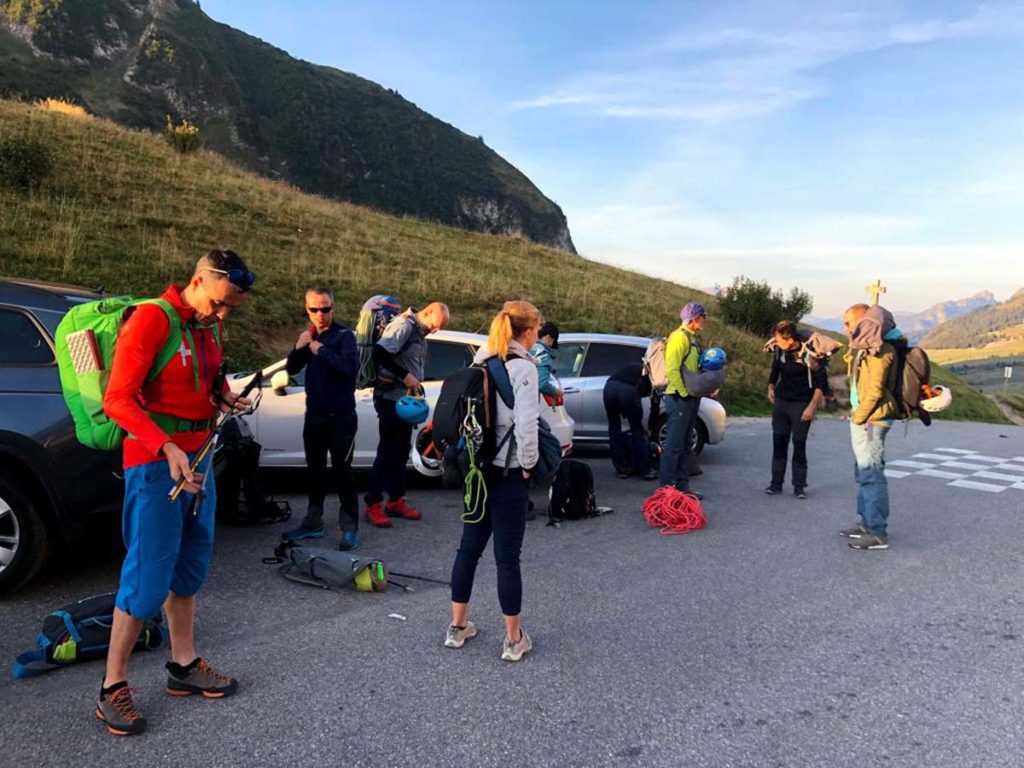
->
[144,299,185,382]
[485,356,515,410]
[12,648,53,679]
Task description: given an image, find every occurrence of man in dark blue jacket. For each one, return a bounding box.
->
[283,286,361,550]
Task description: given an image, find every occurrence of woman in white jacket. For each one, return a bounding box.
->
[445,300,541,662]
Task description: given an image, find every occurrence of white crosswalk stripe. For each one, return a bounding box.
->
[941,461,996,471]
[948,479,1009,493]
[973,471,1024,482]
[886,447,1024,494]
[918,469,970,480]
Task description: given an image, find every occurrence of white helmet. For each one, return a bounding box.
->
[410,424,444,477]
[920,385,952,413]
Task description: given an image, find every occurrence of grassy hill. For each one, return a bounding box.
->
[0,98,1009,424]
[0,0,574,250]
[920,289,1024,349]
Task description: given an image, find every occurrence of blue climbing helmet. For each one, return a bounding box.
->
[700,347,728,371]
[396,395,430,425]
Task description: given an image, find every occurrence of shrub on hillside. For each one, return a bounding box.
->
[716,275,813,337]
[164,116,201,154]
[37,97,89,118]
[0,131,54,191]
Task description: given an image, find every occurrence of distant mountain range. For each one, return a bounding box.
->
[805,291,998,340]
[920,288,1024,349]
[0,0,575,251]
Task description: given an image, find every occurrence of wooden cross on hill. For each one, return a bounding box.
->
[866,278,886,306]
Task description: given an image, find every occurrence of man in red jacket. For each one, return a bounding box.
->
[96,249,254,737]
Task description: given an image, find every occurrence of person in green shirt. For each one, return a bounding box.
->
[658,302,707,498]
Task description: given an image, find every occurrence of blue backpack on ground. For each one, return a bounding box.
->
[13,593,166,679]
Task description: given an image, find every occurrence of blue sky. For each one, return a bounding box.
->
[202,0,1024,316]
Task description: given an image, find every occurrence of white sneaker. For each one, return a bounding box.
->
[444,621,477,649]
[501,630,533,662]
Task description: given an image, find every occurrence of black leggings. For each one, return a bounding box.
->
[450,468,528,616]
[771,399,812,489]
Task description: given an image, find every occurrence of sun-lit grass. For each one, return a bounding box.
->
[0,98,1008,424]
[36,97,90,118]
[927,338,1024,365]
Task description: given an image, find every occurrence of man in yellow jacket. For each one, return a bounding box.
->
[840,303,901,551]
[659,302,707,497]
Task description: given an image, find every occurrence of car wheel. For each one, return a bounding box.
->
[0,473,50,594]
[654,417,707,457]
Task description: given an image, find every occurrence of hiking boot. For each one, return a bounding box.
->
[386,497,422,521]
[282,524,325,542]
[444,621,478,649]
[839,522,870,539]
[765,484,782,495]
[338,530,359,551]
[641,469,660,481]
[501,629,533,662]
[364,502,392,528]
[96,682,146,736]
[794,487,807,500]
[849,533,889,550]
[165,658,238,698]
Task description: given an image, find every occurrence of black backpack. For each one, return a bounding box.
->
[890,340,933,425]
[548,459,596,523]
[215,416,291,525]
[434,356,515,473]
[13,594,165,678]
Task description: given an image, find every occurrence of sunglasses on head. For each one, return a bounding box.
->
[307,306,333,314]
[204,267,256,290]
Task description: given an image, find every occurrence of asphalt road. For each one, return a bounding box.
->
[2,417,1024,767]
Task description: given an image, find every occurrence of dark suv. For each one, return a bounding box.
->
[0,278,123,593]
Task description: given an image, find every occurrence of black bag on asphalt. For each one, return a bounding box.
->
[277,547,388,592]
[215,415,291,525]
[548,459,597,523]
[13,593,166,679]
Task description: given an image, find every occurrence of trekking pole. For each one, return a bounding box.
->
[388,571,452,587]
[167,362,285,503]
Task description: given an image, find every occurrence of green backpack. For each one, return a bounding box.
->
[54,296,218,451]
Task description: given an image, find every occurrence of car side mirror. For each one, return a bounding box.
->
[270,370,290,396]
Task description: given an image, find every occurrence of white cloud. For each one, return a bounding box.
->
[511,4,1024,125]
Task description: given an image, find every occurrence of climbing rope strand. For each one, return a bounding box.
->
[461,407,488,523]
[641,487,706,535]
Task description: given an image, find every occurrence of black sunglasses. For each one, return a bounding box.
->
[307,306,333,314]
[205,267,256,290]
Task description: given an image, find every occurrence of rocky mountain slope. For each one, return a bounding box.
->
[0,0,575,251]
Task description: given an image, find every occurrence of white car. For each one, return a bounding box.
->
[552,333,727,454]
[227,330,575,477]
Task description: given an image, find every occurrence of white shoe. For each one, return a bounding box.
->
[444,621,477,649]
[501,630,533,662]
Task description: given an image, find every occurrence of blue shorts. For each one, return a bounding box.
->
[115,451,217,619]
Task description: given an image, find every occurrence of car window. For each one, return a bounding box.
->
[580,342,644,378]
[424,340,474,381]
[549,343,586,378]
[0,309,54,365]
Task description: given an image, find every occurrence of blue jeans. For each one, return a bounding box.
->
[116,451,216,619]
[450,468,528,616]
[850,421,890,535]
[659,393,700,490]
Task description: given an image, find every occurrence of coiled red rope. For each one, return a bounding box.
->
[642,487,706,535]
